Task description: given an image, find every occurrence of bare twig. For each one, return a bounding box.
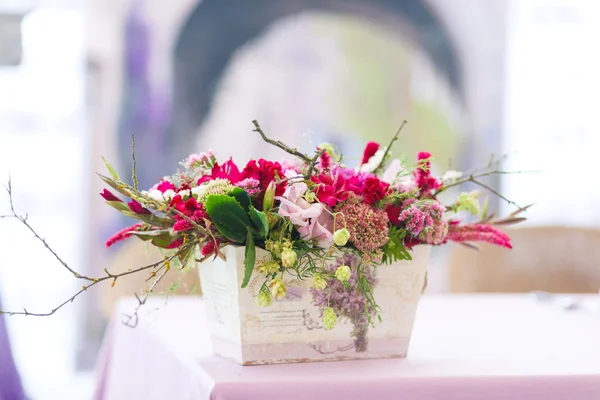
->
[3,176,95,281]
[252,120,312,164]
[375,120,407,173]
[131,133,139,191]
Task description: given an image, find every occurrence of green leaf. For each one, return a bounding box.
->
[102,157,121,180]
[248,207,269,237]
[98,174,133,198]
[230,187,251,212]
[121,210,174,228]
[128,229,173,241]
[241,229,255,288]
[105,201,131,212]
[177,245,196,268]
[204,194,251,242]
[382,226,412,264]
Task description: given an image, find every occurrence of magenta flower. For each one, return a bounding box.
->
[100,189,121,202]
[446,223,512,248]
[127,199,151,215]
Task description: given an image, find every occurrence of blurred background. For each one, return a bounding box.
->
[0,0,598,398]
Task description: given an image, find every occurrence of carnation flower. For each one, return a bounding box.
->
[241,158,286,202]
[360,142,380,165]
[361,177,390,205]
[359,149,386,173]
[336,202,389,252]
[389,199,447,244]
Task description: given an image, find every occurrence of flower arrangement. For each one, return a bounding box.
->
[93,120,527,334]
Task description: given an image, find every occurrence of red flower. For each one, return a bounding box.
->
[169,195,208,232]
[362,177,390,205]
[100,189,121,202]
[165,238,184,249]
[311,172,362,207]
[241,159,286,199]
[361,142,380,165]
[201,239,221,256]
[156,181,177,193]
[127,199,151,215]
[318,147,332,172]
[106,222,144,248]
[414,151,441,196]
[198,158,242,185]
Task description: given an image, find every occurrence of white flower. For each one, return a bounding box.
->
[442,170,463,182]
[381,159,403,183]
[280,249,297,267]
[148,189,165,202]
[177,189,191,199]
[359,149,386,173]
[162,189,176,201]
[191,185,205,197]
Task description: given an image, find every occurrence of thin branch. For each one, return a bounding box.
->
[436,169,538,194]
[469,178,522,209]
[131,133,139,191]
[3,176,95,281]
[305,148,325,178]
[252,120,312,164]
[375,120,407,173]
[0,249,186,317]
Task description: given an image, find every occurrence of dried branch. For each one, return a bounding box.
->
[3,176,95,281]
[252,120,312,164]
[375,120,407,173]
[131,133,139,191]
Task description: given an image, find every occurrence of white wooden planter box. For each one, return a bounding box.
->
[198,245,430,365]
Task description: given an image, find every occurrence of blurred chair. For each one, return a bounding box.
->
[0,296,26,400]
[448,226,600,293]
[100,240,201,317]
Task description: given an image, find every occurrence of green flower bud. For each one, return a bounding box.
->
[255,289,272,307]
[304,191,317,203]
[280,248,297,267]
[335,265,351,282]
[269,278,287,300]
[262,181,277,211]
[456,192,480,215]
[312,275,328,291]
[323,307,338,330]
[332,228,350,246]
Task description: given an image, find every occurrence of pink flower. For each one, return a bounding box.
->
[127,199,151,215]
[106,223,144,248]
[236,178,261,196]
[414,151,442,196]
[336,202,389,252]
[198,158,242,184]
[445,223,512,249]
[317,147,332,172]
[156,180,177,193]
[241,159,286,200]
[100,189,121,202]
[311,171,362,207]
[361,142,380,165]
[276,182,334,248]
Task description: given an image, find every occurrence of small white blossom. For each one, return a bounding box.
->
[442,170,463,182]
[177,189,191,199]
[359,149,386,173]
[162,189,176,201]
[148,189,164,202]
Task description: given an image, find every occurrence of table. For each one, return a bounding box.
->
[93,294,600,400]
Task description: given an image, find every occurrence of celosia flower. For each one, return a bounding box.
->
[255,289,272,307]
[414,151,442,196]
[456,192,480,215]
[105,223,144,248]
[333,228,350,246]
[276,181,334,248]
[317,146,332,172]
[100,189,121,202]
[336,202,389,252]
[164,237,184,249]
[169,195,208,232]
[280,249,297,267]
[323,307,338,330]
[360,142,380,165]
[335,265,351,282]
[446,223,512,248]
[269,278,287,300]
[201,239,221,256]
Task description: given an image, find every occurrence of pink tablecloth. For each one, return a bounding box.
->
[94,294,600,400]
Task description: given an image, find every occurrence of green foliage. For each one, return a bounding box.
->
[128,229,178,248]
[382,226,412,264]
[242,229,255,288]
[204,194,251,242]
[230,187,251,211]
[120,210,174,228]
[248,207,269,237]
[102,157,120,181]
[105,200,130,212]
